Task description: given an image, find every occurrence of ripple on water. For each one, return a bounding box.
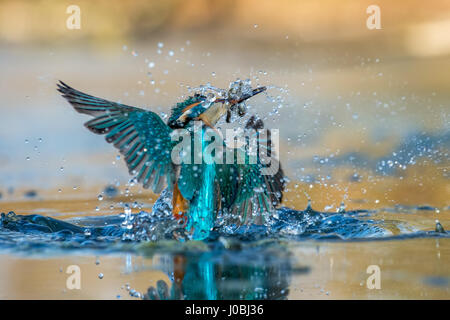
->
[0,189,448,255]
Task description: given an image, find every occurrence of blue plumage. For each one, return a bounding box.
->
[58,81,286,240]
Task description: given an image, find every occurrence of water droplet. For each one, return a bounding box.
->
[98,273,104,279]
[148,62,155,68]
[158,42,164,48]
[122,204,134,240]
[435,220,446,233]
[168,50,174,56]
[337,202,346,213]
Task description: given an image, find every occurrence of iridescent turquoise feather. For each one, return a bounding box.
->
[186,127,216,240]
[58,81,286,240]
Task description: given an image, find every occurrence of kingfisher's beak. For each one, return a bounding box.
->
[220,86,267,105]
[230,86,267,105]
[250,86,267,97]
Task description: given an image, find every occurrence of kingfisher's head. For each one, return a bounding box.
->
[167,80,266,129]
[167,93,208,128]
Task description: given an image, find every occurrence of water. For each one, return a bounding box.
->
[0,192,448,299]
[1,39,449,299]
[0,194,448,254]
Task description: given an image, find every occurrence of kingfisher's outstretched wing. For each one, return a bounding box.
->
[216,116,286,224]
[230,156,285,224]
[57,81,176,193]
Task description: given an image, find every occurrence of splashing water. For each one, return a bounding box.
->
[0,189,447,255]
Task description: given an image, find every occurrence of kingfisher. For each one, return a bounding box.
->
[58,80,286,240]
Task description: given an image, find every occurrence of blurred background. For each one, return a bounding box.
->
[0,0,449,211]
[0,0,449,301]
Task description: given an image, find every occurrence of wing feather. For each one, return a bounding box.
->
[216,116,286,224]
[58,81,176,192]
